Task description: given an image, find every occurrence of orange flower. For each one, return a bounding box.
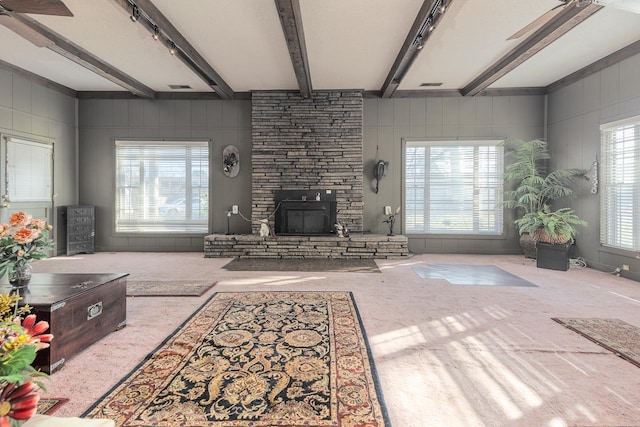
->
[0,382,40,424]
[8,212,31,228]
[11,228,34,245]
[14,315,53,350]
[27,219,45,231]
[0,225,9,238]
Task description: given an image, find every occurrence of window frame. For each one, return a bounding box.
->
[402,138,505,238]
[599,115,640,252]
[114,139,210,235]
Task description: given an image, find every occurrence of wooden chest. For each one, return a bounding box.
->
[6,273,128,374]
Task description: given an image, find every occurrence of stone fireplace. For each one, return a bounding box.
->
[251,91,363,234]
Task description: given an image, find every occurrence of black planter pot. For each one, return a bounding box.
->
[536,241,571,271]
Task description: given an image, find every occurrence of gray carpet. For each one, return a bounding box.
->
[412,264,537,286]
[222,258,381,273]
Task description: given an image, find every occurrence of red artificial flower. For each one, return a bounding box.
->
[0,382,40,426]
[15,315,53,350]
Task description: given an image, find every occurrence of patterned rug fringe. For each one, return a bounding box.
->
[126,281,216,297]
[553,317,640,368]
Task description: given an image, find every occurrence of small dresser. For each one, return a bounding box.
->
[65,205,95,256]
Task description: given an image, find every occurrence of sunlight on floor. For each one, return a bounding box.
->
[219,275,326,286]
[367,305,606,426]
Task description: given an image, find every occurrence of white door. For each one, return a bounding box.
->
[0,135,53,227]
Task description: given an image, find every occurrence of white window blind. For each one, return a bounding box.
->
[405,140,503,235]
[600,116,640,250]
[6,138,52,202]
[115,140,209,233]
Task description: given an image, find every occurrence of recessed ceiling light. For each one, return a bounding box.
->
[420,82,443,87]
[168,84,192,90]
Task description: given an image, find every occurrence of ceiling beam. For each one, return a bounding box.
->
[5,13,155,98]
[0,58,77,97]
[547,38,640,94]
[274,0,312,98]
[111,0,234,100]
[380,0,453,99]
[461,3,603,97]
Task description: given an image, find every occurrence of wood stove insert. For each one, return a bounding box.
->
[274,190,337,235]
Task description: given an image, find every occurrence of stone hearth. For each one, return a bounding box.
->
[204,234,409,259]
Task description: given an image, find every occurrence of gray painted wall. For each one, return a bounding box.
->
[0,69,77,255]
[78,98,252,252]
[547,51,640,279]
[363,95,545,254]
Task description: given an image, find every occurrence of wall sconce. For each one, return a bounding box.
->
[374,160,389,193]
[168,41,177,55]
[152,25,160,41]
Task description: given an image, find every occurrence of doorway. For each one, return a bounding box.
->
[0,135,54,228]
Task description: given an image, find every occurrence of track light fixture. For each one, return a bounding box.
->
[152,25,160,41]
[168,41,176,55]
[130,4,140,22]
[412,0,447,50]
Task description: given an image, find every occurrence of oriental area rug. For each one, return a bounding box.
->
[553,318,640,368]
[37,398,68,415]
[126,281,216,297]
[83,291,389,427]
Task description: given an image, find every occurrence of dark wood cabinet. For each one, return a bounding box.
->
[65,205,95,256]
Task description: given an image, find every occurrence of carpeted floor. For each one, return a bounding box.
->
[222,257,381,272]
[84,291,388,426]
[552,318,640,368]
[37,398,68,415]
[126,281,216,297]
[412,264,537,286]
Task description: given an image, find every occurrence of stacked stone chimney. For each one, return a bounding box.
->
[251,91,363,234]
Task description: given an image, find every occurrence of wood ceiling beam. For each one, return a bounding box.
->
[461,3,603,97]
[380,0,453,99]
[274,0,312,98]
[6,13,155,98]
[111,0,234,100]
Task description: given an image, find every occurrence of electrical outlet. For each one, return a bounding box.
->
[232,205,239,214]
[623,264,630,271]
[384,206,392,215]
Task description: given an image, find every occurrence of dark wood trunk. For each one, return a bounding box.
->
[6,273,128,373]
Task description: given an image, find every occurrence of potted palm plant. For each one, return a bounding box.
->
[502,138,585,260]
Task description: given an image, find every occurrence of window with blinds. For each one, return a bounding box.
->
[115,140,209,233]
[405,140,503,235]
[600,116,640,250]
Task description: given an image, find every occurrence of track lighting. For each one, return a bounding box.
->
[130,4,140,22]
[412,0,446,51]
[168,41,176,55]
[152,25,160,41]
